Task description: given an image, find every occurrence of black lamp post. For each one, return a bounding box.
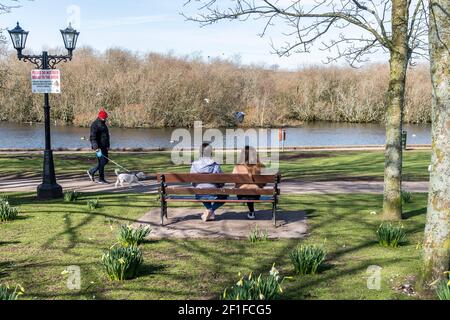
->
[8,22,80,200]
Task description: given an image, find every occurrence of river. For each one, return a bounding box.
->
[0,122,431,149]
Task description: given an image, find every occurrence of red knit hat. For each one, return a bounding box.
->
[98,110,108,120]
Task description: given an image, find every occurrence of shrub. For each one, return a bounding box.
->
[248,226,269,243]
[64,191,79,202]
[0,284,24,300]
[377,223,407,248]
[402,191,413,203]
[222,265,285,300]
[0,50,432,127]
[0,197,19,222]
[87,198,99,210]
[101,246,143,281]
[117,225,151,247]
[290,245,327,275]
[436,272,450,300]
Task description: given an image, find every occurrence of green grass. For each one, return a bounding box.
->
[278,150,430,182]
[0,150,431,182]
[0,192,429,300]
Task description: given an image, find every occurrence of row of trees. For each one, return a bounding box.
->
[0,1,15,89]
[0,49,431,127]
[184,0,448,292]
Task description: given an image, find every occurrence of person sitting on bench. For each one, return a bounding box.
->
[233,146,266,220]
[191,142,228,222]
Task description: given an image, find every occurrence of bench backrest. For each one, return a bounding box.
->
[157,173,280,185]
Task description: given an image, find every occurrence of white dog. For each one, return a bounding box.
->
[115,169,146,188]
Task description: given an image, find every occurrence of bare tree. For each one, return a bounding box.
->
[183,0,429,220]
[0,1,22,89]
[420,0,449,291]
[1,1,21,39]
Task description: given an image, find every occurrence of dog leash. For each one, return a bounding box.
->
[82,138,136,174]
[101,155,132,173]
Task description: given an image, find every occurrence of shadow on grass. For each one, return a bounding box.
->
[137,263,167,278]
[0,241,20,246]
[0,261,13,279]
[403,207,427,220]
[317,261,335,274]
[10,215,32,222]
[41,212,95,253]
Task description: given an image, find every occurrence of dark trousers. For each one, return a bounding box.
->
[89,149,109,181]
[237,195,261,213]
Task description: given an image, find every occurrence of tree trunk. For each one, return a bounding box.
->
[421,0,450,289]
[382,0,409,221]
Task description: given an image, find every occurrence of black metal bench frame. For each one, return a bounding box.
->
[157,173,281,227]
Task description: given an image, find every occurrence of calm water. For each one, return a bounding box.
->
[0,122,431,149]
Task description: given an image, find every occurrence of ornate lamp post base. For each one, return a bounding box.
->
[37,183,63,200]
[37,150,63,200]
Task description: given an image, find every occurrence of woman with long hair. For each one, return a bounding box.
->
[233,146,265,220]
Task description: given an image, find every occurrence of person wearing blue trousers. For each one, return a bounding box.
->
[190,142,228,222]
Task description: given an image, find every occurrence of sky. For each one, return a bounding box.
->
[1,0,394,70]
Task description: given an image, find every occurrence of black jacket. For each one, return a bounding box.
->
[90,118,110,150]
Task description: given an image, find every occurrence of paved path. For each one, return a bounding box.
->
[0,145,431,154]
[135,208,308,239]
[0,176,429,194]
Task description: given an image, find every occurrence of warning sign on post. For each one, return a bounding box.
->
[31,70,61,94]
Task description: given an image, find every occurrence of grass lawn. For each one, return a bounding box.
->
[0,192,429,300]
[0,150,431,182]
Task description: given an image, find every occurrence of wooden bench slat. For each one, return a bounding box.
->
[158,173,278,184]
[166,196,275,203]
[163,187,275,196]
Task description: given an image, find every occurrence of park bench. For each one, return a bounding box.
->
[157,173,281,227]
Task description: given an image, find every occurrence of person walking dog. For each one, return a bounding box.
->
[87,110,111,184]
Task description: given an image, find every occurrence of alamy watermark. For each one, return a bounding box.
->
[170,121,280,173]
[67,5,81,29]
[63,265,81,291]
[366,265,382,290]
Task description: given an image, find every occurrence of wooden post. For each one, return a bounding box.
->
[273,174,281,227]
[160,175,167,226]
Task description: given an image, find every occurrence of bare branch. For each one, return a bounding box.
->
[183,0,429,67]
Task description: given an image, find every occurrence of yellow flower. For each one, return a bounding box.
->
[118,258,126,265]
[259,294,265,300]
[236,279,244,287]
[61,270,69,275]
